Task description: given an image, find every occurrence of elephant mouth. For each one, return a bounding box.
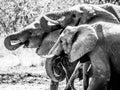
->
[10,40,22,45]
[10,39,31,48]
[10,39,24,46]
[23,40,30,48]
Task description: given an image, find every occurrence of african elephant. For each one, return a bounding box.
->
[36,4,120,90]
[5,3,120,60]
[33,4,120,90]
[4,16,62,52]
[45,21,120,90]
[4,17,82,90]
[4,3,120,90]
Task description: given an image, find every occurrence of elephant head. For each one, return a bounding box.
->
[4,29,34,50]
[42,4,119,28]
[45,24,99,82]
[4,16,62,52]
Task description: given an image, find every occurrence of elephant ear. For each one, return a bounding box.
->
[100,3,120,22]
[79,4,119,24]
[69,25,98,62]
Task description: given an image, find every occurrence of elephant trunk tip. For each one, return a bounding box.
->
[4,35,22,51]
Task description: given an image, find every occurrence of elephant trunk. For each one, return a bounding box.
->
[45,56,66,82]
[45,10,70,20]
[40,16,63,33]
[4,35,23,50]
[44,10,73,28]
[45,37,66,82]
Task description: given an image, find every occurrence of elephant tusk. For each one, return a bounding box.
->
[40,54,55,58]
[44,15,60,25]
[48,22,56,26]
[10,40,22,45]
[87,64,91,72]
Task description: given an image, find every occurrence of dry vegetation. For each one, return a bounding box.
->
[0,0,119,90]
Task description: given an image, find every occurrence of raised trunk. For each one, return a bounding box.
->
[40,16,63,33]
[43,10,73,29]
[4,35,23,50]
[45,10,70,21]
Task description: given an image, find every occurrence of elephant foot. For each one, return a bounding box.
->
[50,80,59,90]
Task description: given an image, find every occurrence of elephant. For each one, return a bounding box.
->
[38,4,120,90]
[45,21,120,90]
[4,3,120,90]
[4,16,63,51]
[33,4,120,90]
[3,17,83,90]
[5,3,120,61]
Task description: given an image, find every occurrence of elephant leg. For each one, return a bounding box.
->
[62,60,78,90]
[107,67,120,90]
[88,47,111,90]
[65,61,82,90]
[65,72,76,90]
[50,80,59,90]
[83,61,91,90]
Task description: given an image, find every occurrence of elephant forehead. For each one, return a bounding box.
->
[24,19,40,30]
[37,30,60,55]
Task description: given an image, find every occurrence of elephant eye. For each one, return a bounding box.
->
[72,14,76,18]
[29,31,32,35]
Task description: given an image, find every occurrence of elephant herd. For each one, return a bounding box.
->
[4,3,120,90]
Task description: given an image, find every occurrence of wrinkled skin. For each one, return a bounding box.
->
[41,3,120,82]
[48,50,92,90]
[34,4,120,90]
[4,16,82,90]
[46,22,120,90]
[4,3,120,90]
[4,16,62,52]
[43,4,119,27]
[39,4,120,90]
[51,52,83,90]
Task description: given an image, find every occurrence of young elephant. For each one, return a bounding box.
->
[45,21,120,90]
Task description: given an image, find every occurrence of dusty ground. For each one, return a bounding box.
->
[0,66,83,90]
[0,68,51,90]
